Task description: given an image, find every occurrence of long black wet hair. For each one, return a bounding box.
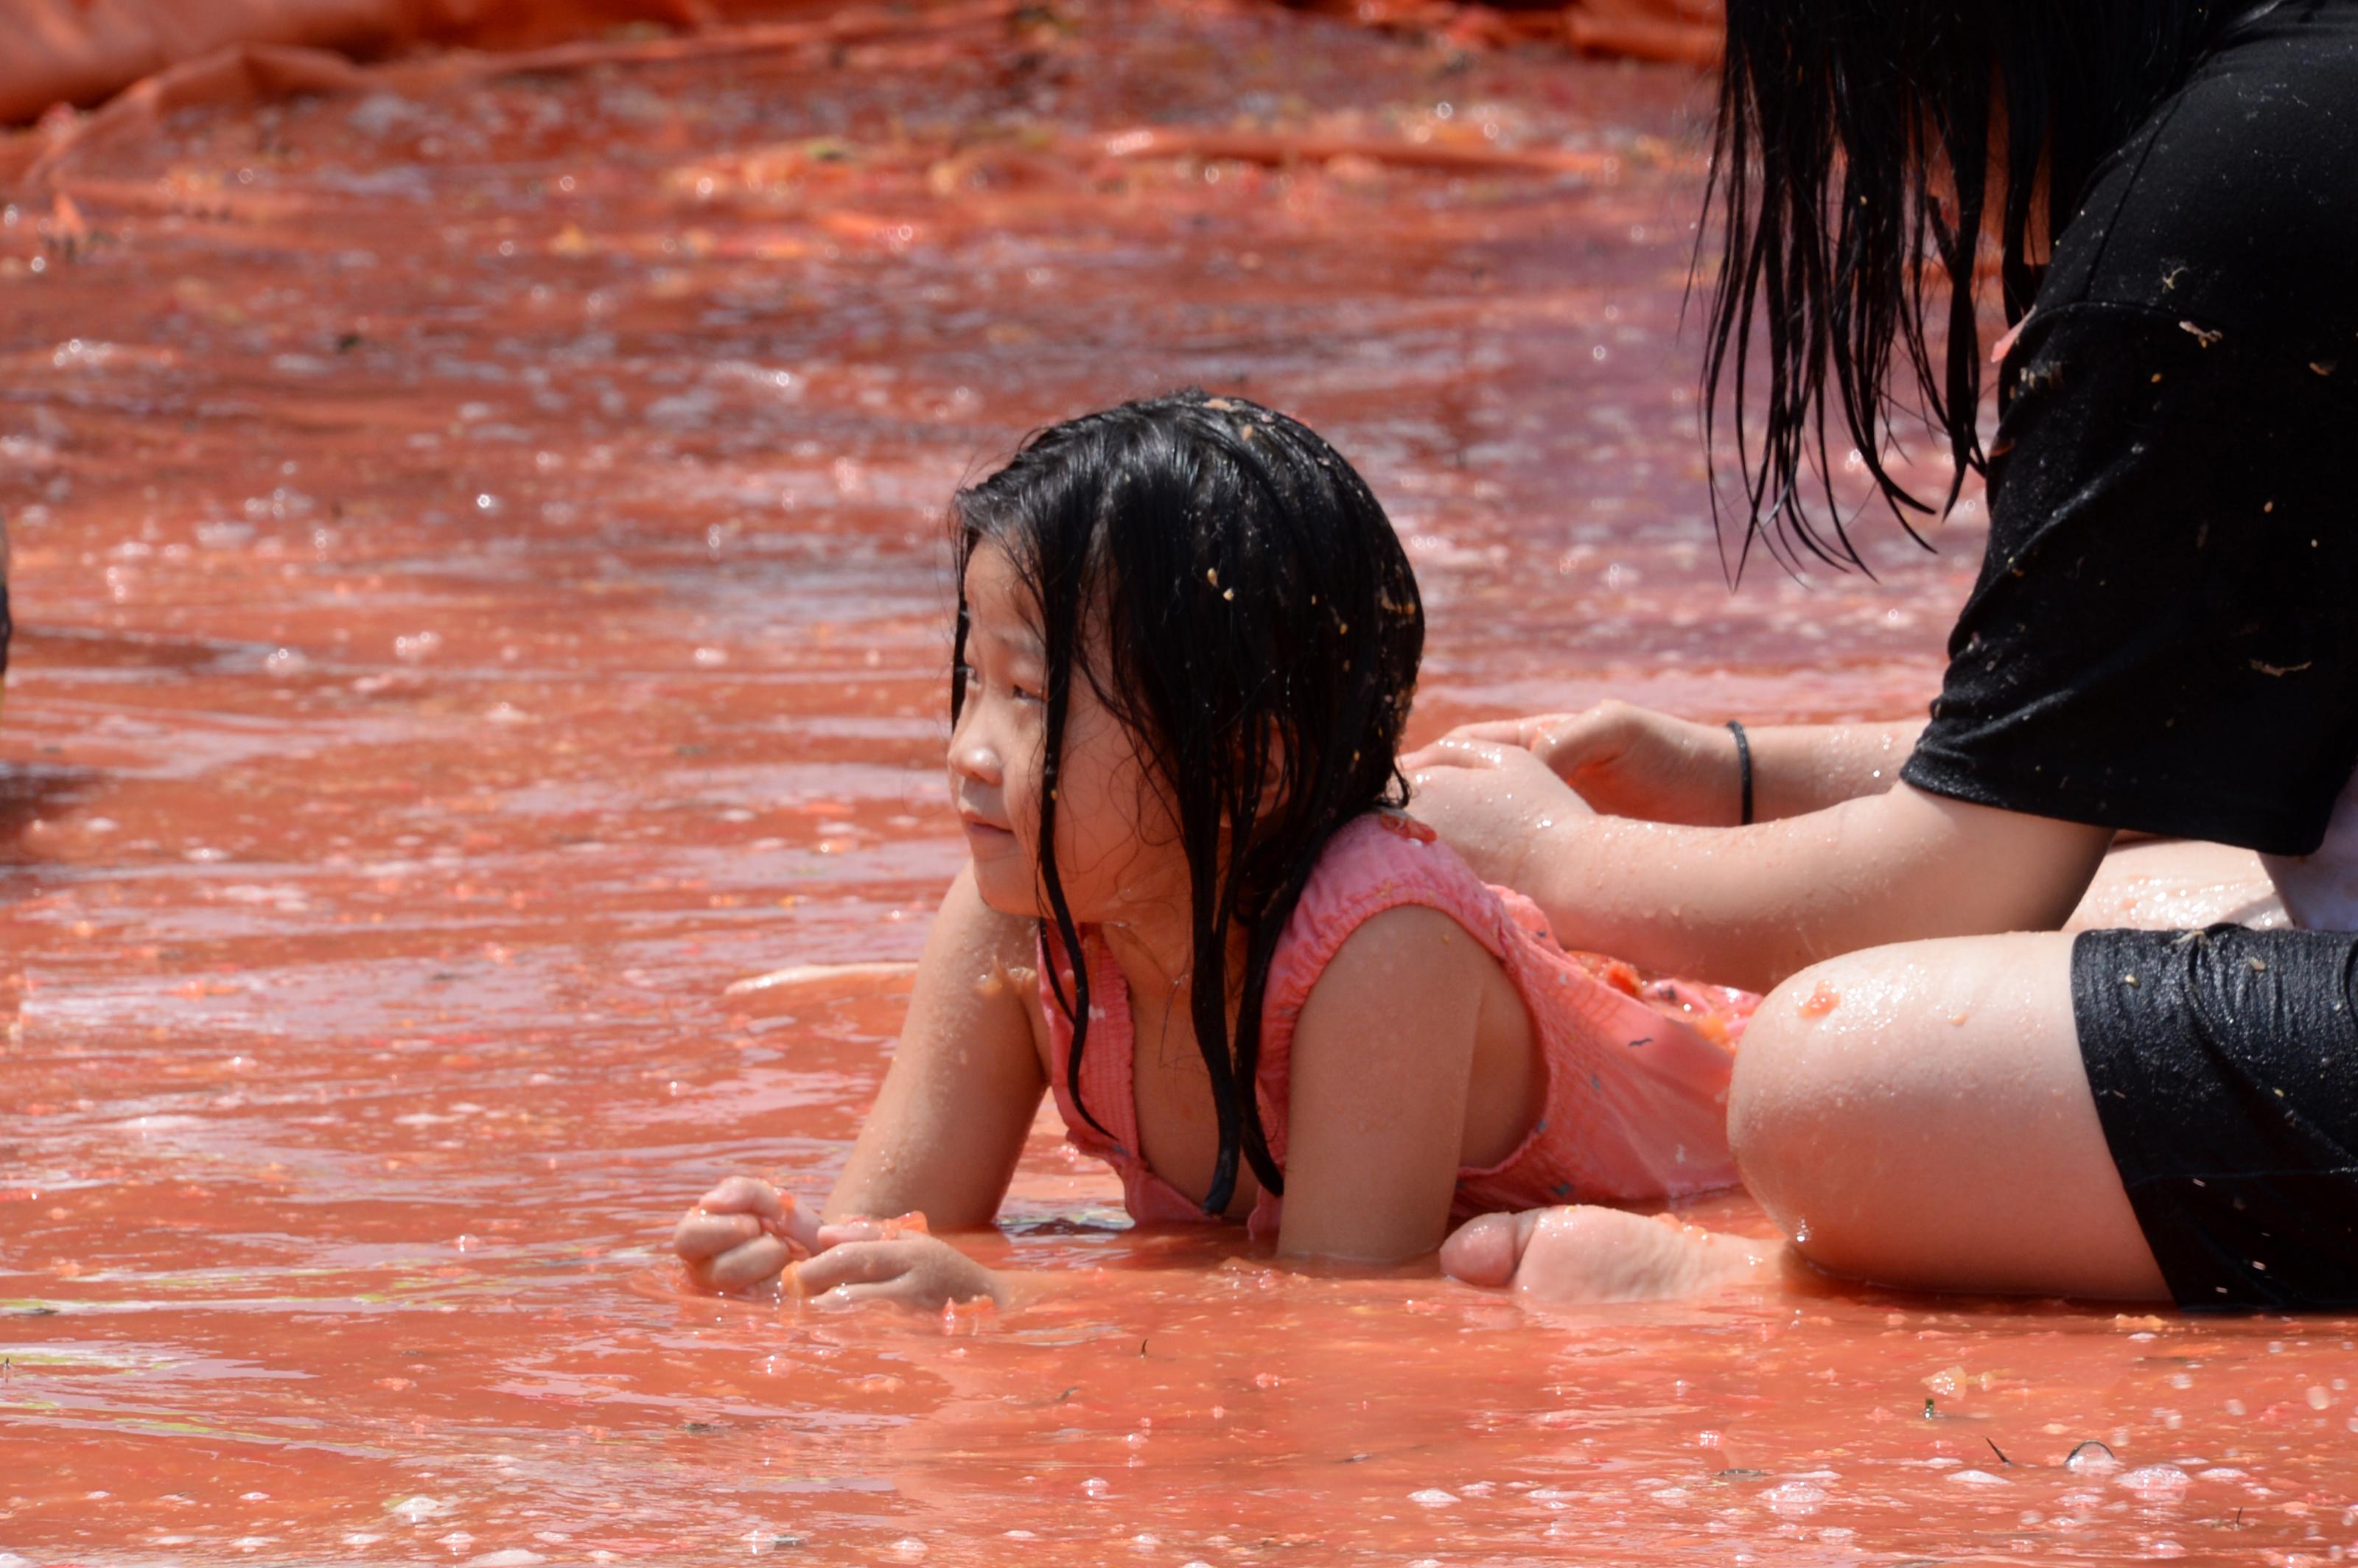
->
[1703,0,2244,570]
[951,390,1423,1216]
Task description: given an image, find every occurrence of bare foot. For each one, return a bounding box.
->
[1440,1205,1782,1303]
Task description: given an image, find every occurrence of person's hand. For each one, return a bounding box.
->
[1404,738,1591,889]
[674,1175,823,1295]
[794,1220,1006,1311]
[1407,701,1741,827]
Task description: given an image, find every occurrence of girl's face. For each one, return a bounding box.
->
[950,542,1189,928]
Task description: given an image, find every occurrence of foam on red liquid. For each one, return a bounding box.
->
[3,2,2353,1561]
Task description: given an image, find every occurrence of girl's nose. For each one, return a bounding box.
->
[948,717,1002,787]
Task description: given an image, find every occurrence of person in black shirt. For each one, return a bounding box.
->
[1410,0,2358,1307]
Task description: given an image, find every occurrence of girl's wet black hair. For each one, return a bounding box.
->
[951,390,1422,1216]
[1704,0,2240,572]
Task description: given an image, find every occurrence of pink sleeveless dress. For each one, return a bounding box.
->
[1039,813,1749,1241]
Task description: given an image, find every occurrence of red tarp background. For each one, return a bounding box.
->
[1,0,1718,128]
[2,1,823,124]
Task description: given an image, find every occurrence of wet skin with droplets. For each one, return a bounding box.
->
[4,1,2356,1562]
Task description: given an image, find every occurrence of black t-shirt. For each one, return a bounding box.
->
[1902,0,2358,856]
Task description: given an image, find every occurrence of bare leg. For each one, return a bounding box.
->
[1443,933,2171,1302]
[2068,837,2285,931]
[1728,933,2166,1297]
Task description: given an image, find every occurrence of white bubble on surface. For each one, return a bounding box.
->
[2116,1466,2191,1502]
[1763,1482,1827,1517]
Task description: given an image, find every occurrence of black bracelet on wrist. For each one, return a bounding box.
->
[1725,719,1754,827]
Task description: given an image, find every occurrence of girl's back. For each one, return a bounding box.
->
[1040,812,1741,1239]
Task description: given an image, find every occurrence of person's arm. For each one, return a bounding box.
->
[820,867,1049,1227]
[1409,744,2112,995]
[826,903,1493,1277]
[673,864,1048,1302]
[1724,718,1923,821]
[1416,704,1924,826]
[1274,906,1489,1263]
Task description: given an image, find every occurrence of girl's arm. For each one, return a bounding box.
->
[1422,704,1924,826]
[1739,718,1926,820]
[1410,747,2113,995]
[823,864,1049,1226]
[804,904,1495,1294]
[674,864,1047,1297]
[1272,905,1491,1264]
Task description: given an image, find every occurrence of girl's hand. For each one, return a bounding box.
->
[673,1175,822,1294]
[1403,738,1591,891]
[1407,701,1741,827]
[794,1223,1007,1311]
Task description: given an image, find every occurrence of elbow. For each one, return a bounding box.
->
[1880,788,2114,942]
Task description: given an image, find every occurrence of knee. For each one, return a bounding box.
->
[1730,959,1863,1171]
[1727,953,1923,1267]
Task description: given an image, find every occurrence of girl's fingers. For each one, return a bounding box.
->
[696,1175,785,1219]
[1403,736,1511,776]
[814,1219,889,1248]
[702,1233,792,1291]
[1528,710,1623,764]
[692,1176,825,1253]
[1405,715,1578,771]
[771,1200,824,1255]
[674,1208,763,1261]
[812,1211,925,1249]
[1449,714,1574,750]
[791,1240,914,1295]
[803,1279,914,1312]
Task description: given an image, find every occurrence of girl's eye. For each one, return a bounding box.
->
[1010,681,1043,706]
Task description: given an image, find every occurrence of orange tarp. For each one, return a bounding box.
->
[0,0,827,125]
[1,0,1721,129]
[1289,0,1718,65]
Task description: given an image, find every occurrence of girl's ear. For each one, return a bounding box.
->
[1249,732,1288,821]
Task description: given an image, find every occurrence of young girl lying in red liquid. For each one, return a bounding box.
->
[674,391,1753,1309]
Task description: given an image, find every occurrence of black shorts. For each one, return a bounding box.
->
[2073,925,2358,1310]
